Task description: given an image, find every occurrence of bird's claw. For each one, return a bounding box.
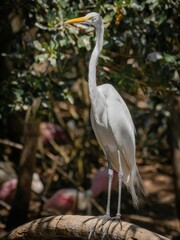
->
[83,215,108,239]
[83,215,122,239]
[100,214,122,239]
[102,214,122,227]
[83,216,99,239]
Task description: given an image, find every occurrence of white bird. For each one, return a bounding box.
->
[64,12,143,220]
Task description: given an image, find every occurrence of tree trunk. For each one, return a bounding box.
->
[169,96,180,220]
[6,98,41,230]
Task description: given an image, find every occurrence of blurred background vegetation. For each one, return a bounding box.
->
[0,0,179,238]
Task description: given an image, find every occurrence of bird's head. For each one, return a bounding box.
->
[64,12,101,28]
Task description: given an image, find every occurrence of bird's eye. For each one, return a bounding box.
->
[90,17,96,22]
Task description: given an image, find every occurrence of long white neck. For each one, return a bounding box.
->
[88,20,104,106]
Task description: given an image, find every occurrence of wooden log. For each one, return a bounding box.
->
[7,215,170,240]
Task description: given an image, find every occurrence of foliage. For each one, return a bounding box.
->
[0,0,179,113]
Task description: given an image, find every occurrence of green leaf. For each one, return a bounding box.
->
[163,54,176,63]
[35,53,49,63]
[49,57,57,66]
[78,35,91,51]
[34,40,46,52]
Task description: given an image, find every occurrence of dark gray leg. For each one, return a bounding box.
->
[104,146,113,217]
[106,166,113,216]
[116,149,123,217]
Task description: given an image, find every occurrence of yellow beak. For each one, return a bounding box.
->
[64,15,92,25]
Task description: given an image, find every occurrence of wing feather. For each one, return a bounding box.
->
[99,84,136,178]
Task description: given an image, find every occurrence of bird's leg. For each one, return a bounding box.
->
[94,151,114,238]
[101,149,123,238]
[97,163,114,239]
[116,149,123,218]
[103,145,113,217]
[106,164,113,217]
[84,186,113,239]
[83,147,113,239]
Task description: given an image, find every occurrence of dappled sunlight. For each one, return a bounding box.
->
[0,0,179,239]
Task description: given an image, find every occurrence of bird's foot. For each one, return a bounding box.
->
[101,214,122,238]
[83,215,109,239]
[102,213,122,227]
[83,214,122,239]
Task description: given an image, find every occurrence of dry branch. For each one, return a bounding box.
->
[7,215,170,240]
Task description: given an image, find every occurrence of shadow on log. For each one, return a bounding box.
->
[7,215,170,240]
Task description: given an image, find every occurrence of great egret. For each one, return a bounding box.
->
[64,12,143,220]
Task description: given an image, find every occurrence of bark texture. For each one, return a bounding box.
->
[6,98,41,230]
[8,215,170,240]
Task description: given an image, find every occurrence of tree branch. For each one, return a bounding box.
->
[7,215,170,240]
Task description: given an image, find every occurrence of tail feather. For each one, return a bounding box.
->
[128,166,145,208]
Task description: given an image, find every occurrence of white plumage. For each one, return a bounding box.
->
[65,12,143,217]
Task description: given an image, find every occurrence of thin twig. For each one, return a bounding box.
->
[0,139,23,150]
